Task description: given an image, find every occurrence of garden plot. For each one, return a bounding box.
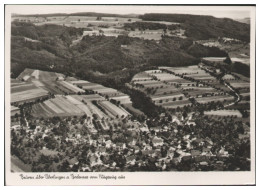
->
[158,100,192,109]
[68,80,90,87]
[57,81,85,93]
[31,80,45,87]
[228,81,250,89]
[153,87,180,96]
[99,101,129,118]
[11,79,25,87]
[195,95,234,104]
[202,57,226,62]
[149,72,184,82]
[44,99,65,114]
[182,87,222,98]
[231,73,250,82]
[40,81,65,95]
[152,93,186,104]
[53,96,83,114]
[72,95,108,119]
[160,66,203,75]
[81,83,104,90]
[32,95,92,117]
[11,88,49,104]
[65,95,92,116]
[204,110,242,118]
[109,95,132,104]
[11,83,37,93]
[31,103,55,117]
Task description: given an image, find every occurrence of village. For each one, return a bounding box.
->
[10,63,250,172]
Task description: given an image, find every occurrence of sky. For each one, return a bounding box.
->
[9,5,252,19]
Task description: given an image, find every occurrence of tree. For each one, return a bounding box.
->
[224,57,232,64]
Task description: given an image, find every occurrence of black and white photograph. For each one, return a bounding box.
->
[4,4,256,186]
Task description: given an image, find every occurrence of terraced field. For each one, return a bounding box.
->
[195,95,234,104]
[99,101,129,118]
[11,81,49,105]
[57,81,85,94]
[228,81,250,89]
[32,95,95,118]
[131,66,240,110]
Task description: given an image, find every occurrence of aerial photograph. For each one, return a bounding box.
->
[9,5,252,173]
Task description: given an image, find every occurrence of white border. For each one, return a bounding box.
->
[2,2,257,188]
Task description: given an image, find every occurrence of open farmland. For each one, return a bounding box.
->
[159,65,202,75]
[99,101,130,118]
[158,100,192,109]
[195,95,234,104]
[17,69,65,82]
[228,81,250,89]
[11,82,49,105]
[204,110,242,118]
[131,66,240,110]
[57,81,85,94]
[109,95,132,104]
[31,95,101,118]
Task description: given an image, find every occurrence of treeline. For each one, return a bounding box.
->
[14,12,139,18]
[187,43,228,58]
[140,13,250,42]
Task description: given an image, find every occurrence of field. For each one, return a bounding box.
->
[57,81,85,94]
[109,95,132,104]
[17,69,65,82]
[202,57,226,62]
[11,81,49,105]
[195,95,234,104]
[228,81,250,89]
[32,95,94,118]
[158,100,192,109]
[182,87,222,98]
[160,66,203,75]
[99,101,129,118]
[204,110,242,117]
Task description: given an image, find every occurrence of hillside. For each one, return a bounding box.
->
[11,21,231,89]
[140,14,250,42]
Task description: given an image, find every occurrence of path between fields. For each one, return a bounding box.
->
[202,66,240,108]
[223,81,241,108]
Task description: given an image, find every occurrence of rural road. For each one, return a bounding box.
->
[223,81,241,108]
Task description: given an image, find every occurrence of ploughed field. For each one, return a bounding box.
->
[11,68,137,122]
[130,65,237,110]
[11,79,49,105]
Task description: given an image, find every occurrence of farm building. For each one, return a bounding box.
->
[11,106,20,117]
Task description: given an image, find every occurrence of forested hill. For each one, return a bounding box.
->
[11,21,230,89]
[140,14,250,42]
